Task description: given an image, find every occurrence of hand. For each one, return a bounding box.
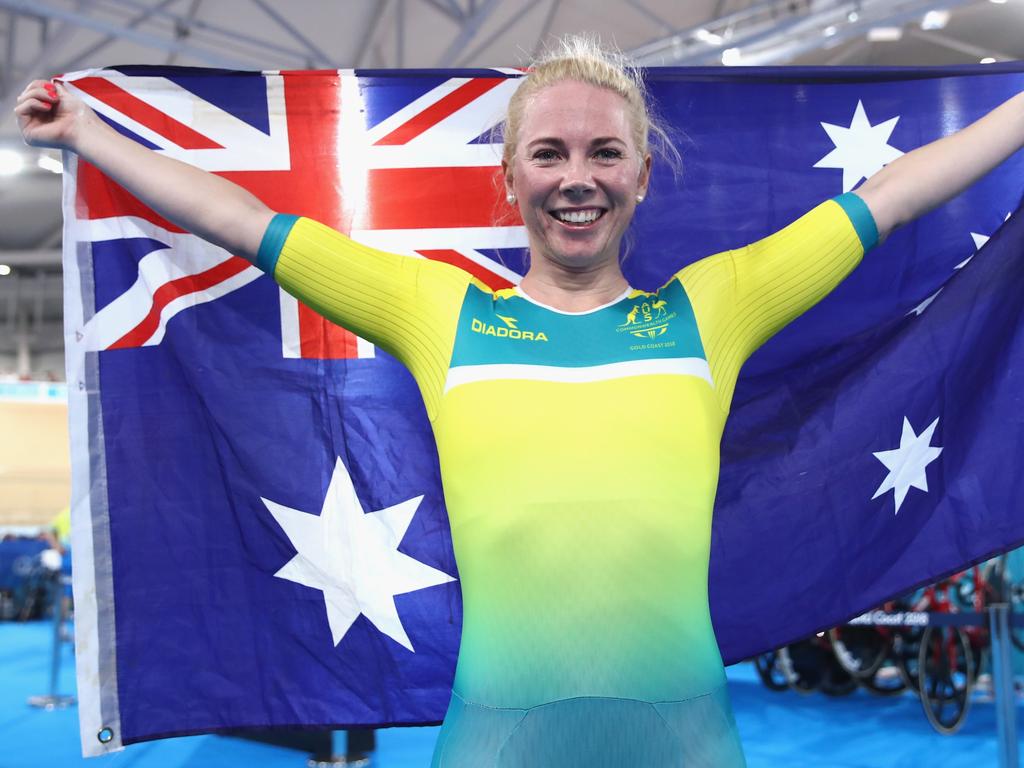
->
[14,79,96,152]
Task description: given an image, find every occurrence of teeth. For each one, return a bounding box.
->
[555,209,601,224]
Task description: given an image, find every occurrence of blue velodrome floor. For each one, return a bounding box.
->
[2,619,1021,768]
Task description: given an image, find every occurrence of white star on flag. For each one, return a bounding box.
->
[909,213,1012,316]
[262,457,455,651]
[959,212,1012,269]
[872,416,943,514]
[908,288,942,317]
[814,100,904,192]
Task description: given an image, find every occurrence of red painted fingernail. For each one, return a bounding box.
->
[42,102,52,110]
[46,84,57,96]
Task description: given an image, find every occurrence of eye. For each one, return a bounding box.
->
[531,148,560,162]
[594,147,624,162]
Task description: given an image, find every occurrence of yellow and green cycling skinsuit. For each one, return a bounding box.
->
[256,193,877,767]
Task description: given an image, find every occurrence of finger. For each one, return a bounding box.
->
[15,83,57,106]
[17,79,52,100]
[13,97,54,116]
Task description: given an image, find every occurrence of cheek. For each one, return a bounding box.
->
[595,162,643,196]
[516,166,552,193]
[618,162,645,188]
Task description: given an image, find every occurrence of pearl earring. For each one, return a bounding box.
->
[636,194,645,204]
[507,193,516,205]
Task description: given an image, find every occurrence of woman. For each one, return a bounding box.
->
[16,38,1024,767]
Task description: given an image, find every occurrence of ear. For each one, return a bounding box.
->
[638,153,652,199]
[501,157,514,198]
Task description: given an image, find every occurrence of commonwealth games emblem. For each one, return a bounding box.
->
[617,299,676,339]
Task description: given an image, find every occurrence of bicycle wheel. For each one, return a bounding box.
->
[820,654,859,697]
[753,651,789,692]
[895,627,924,693]
[780,641,822,695]
[918,625,974,734]
[829,625,890,679]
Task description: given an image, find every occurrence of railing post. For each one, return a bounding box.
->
[27,570,76,711]
[989,603,1019,768]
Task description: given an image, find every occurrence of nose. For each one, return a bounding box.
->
[560,155,595,198]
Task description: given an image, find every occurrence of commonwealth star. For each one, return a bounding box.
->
[262,458,455,651]
[871,416,943,514]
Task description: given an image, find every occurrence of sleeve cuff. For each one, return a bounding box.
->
[255,213,300,274]
[832,192,879,253]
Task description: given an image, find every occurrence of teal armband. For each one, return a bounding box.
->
[833,192,879,252]
[255,213,300,274]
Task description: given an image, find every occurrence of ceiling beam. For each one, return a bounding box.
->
[629,0,978,66]
[624,0,673,33]
[826,36,870,65]
[437,0,504,67]
[3,11,15,98]
[398,0,406,68]
[355,0,389,68]
[103,0,322,64]
[0,249,62,268]
[422,0,465,23]
[531,0,561,57]
[165,0,202,67]
[726,0,978,66]
[906,27,1016,62]
[629,0,788,57]
[452,0,542,67]
[55,0,179,73]
[0,0,258,68]
[249,0,335,67]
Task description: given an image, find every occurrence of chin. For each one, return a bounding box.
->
[549,252,616,273]
[557,247,618,272]
[545,240,616,267]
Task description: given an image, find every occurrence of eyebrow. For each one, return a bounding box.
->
[525,136,628,149]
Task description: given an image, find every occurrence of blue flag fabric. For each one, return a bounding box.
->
[63,63,1024,755]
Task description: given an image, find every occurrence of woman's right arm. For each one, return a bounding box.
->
[14,79,273,262]
[17,77,476,419]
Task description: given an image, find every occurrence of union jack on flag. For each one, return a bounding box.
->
[65,64,1024,757]
[66,66,524,361]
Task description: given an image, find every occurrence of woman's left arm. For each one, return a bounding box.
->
[855,91,1024,243]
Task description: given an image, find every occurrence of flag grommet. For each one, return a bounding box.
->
[97,727,114,744]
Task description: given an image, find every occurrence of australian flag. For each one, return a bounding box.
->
[63,63,1024,756]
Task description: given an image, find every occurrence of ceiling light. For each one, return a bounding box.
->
[848,11,860,22]
[37,155,63,174]
[980,57,997,64]
[989,0,1007,5]
[824,25,838,37]
[0,265,11,276]
[921,10,950,30]
[868,26,904,42]
[694,28,724,46]
[0,150,25,176]
[721,48,743,66]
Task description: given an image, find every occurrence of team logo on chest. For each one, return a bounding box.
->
[617,299,678,339]
[471,314,549,342]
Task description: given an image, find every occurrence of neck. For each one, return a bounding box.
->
[518,260,630,312]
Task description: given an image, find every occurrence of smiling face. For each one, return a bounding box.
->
[503,80,651,276]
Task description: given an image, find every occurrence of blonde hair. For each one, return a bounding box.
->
[501,35,680,177]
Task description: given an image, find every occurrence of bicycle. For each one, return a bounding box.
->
[915,563,1002,734]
